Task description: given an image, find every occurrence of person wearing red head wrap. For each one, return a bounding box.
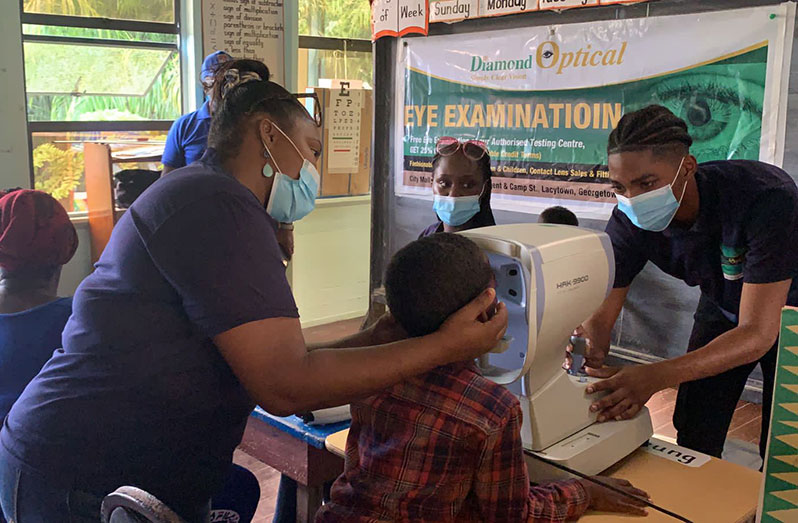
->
[0,189,77,431]
[0,189,78,276]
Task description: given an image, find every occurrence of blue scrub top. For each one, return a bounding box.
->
[161,101,212,169]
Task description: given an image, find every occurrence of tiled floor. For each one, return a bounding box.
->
[645,386,763,445]
[235,317,765,522]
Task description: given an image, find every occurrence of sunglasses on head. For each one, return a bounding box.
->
[436,137,488,161]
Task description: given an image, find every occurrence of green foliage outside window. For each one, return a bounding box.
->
[32,143,83,200]
[299,0,371,39]
[24,0,174,24]
[23,0,180,122]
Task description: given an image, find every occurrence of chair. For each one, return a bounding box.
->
[211,463,260,522]
[101,486,186,523]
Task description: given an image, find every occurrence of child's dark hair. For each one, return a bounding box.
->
[538,206,579,226]
[607,105,693,158]
[385,233,493,338]
[431,151,496,228]
[208,59,312,161]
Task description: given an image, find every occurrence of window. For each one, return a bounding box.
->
[31,128,169,213]
[299,0,371,39]
[298,49,373,92]
[23,0,175,24]
[20,0,180,212]
[298,0,373,89]
[297,1,373,196]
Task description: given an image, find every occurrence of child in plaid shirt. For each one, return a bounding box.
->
[317,233,649,522]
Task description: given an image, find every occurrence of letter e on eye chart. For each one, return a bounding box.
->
[327,89,363,174]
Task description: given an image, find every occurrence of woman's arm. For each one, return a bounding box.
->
[214,289,507,415]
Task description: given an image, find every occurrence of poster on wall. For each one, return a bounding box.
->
[202,0,285,83]
[397,4,793,218]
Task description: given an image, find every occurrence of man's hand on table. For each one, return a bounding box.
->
[585,363,667,422]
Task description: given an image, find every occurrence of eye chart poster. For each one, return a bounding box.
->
[397,4,793,218]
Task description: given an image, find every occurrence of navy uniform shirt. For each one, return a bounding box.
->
[419,221,444,238]
[0,149,298,517]
[162,101,212,169]
[606,160,798,319]
[0,297,72,420]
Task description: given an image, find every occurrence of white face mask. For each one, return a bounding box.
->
[261,122,320,223]
[615,156,687,232]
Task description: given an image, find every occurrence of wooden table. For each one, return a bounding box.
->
[239,408,349,522]
[325,430,761,522]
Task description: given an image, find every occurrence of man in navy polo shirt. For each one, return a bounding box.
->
[579,105,798,461]
[161,50,232,174]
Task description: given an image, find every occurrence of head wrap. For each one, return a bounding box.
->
[0,189,78,272]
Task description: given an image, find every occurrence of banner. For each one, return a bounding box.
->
[396,5,792,218]
[372,0,429,39]
[404,0,648,28]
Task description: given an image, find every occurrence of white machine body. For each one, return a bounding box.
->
[461,224,652,481]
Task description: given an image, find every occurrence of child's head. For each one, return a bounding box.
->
[385,233,493,338]
[538,206,579,226]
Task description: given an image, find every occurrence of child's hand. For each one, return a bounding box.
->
[580,477,650,516]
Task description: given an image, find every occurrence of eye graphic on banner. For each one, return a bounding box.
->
[395,6,790,219]
[647,71,764,161]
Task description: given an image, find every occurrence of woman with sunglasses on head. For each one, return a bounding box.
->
[420,137,496,238]
[0,59,507,522]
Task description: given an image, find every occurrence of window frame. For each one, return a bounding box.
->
[298,35,373,90]
[298,36,371,54]
[19,0,181,191]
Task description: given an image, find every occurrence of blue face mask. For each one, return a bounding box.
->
[433,194,481,226]
[263,124,320,223]
[615,157,687,232]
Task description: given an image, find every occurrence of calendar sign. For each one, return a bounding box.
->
[327,87,364,174]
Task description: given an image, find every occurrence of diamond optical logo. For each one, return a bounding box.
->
[469,40,627,75]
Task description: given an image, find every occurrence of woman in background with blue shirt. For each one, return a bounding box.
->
[161,50,232,175]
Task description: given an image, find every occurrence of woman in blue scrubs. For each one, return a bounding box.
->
[0,60,507,522]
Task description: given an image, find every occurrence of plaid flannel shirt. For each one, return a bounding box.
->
[316,362,589,522]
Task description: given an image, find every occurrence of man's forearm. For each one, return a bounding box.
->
[656,324,776,388]
[583,317,613,359]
